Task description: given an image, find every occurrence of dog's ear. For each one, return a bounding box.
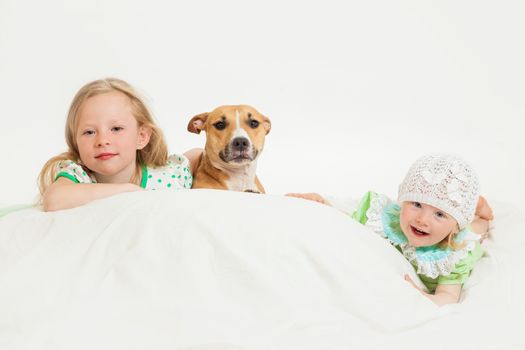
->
[188,113,208,134]
[262,115,271,135]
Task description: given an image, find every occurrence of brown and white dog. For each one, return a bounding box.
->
[187,105,271,193]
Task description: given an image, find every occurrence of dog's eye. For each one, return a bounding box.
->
[249,120,259,128]
[214,121,226,130]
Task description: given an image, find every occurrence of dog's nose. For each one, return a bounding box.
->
[231,137,250,151]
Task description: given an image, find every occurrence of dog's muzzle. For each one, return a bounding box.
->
[219,137,258,163]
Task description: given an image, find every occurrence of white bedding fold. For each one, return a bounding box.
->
[0,190,522,349]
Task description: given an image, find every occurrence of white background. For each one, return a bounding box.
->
[1,0,524,207]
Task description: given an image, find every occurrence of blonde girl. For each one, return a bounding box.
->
[39,78,200,211]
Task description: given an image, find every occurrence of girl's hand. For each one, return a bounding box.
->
[285,192,331,206]
[404,274,428,295]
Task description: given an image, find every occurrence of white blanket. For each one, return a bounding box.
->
[0,190,523,349]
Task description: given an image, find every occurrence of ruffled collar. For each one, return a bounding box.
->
[378,203,478,279]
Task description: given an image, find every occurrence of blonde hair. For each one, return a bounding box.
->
[439,225,467,250]
[38,77,168,196]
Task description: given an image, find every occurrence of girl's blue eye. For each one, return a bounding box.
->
[112,126,123,132]
[412,202,422,208]
[83,130,95,136]
[435,211,446,219]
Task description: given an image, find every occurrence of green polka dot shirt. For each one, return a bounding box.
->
[54,154,193,190]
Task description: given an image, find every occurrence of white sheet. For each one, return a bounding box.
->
[0,190,523,349]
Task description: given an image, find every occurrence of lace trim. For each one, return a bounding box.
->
[400,240,476,278]
[364,193,392,238]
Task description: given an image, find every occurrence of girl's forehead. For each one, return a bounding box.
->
[77,92,136,125]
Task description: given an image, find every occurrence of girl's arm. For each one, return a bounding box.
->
[184,148,203,175]
[404,274,461,306]
[470,217,490,236]
[471,195,493,242]
[42,177,143,212]
[285,192,332,206]
[431,283,462,305]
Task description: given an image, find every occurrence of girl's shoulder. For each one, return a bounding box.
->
[167,154,190,166]
[352,191,398,239]
[55,160,96,184]
[142,154,192,190]
[146,154,190,172]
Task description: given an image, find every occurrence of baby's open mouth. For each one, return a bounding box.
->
[410,226,430,236]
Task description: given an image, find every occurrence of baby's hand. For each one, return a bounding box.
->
[404,274,423,292]
[405,274,461,306]
[285,192,331,206]
[404,274,431,298]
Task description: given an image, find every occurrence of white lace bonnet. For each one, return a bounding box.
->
[397,154,480,229]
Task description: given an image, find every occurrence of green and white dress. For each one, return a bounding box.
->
[349,191,484,293]
[55,154,193,190]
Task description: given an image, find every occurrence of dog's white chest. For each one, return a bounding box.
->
[224,163,258,192]
[225,177,255,192]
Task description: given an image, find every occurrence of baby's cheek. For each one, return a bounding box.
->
[399,207,406,223]
[398,208,411,235]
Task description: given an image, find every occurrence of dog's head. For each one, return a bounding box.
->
[188,105,271,167]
